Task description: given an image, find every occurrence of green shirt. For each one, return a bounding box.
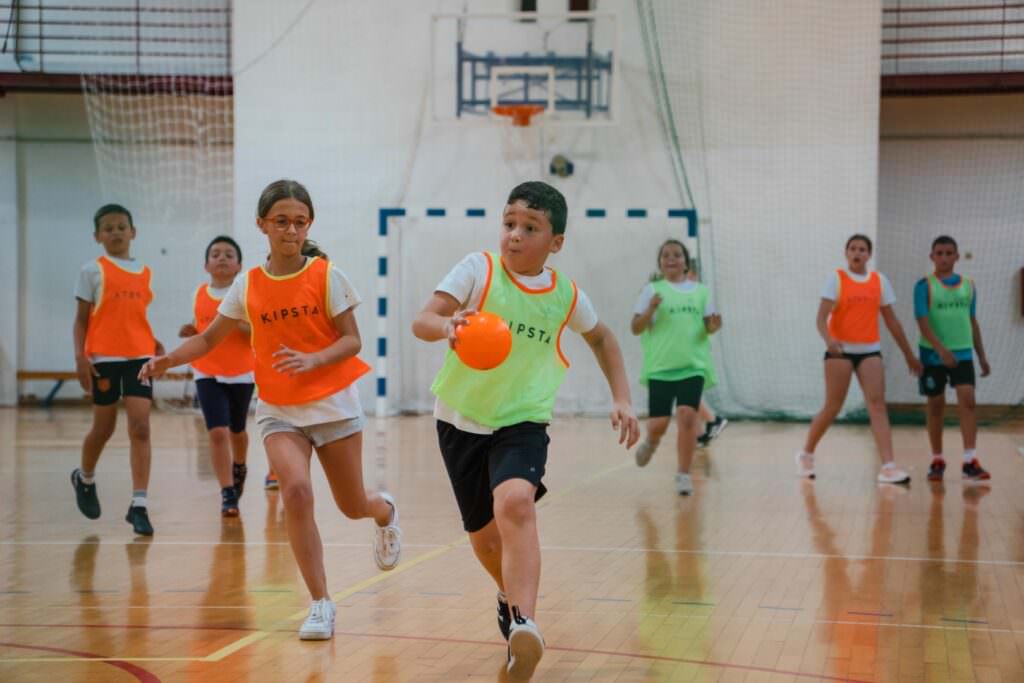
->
[919,273,974,352]
[639,279,716,387]
[431,252,578,428]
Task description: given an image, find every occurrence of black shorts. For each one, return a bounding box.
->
[919,360,975,397]
[823,351,881,370]
[436,420,549,533]
[194,379,254,432]
[92,359,153,406]
[648,376,704,417]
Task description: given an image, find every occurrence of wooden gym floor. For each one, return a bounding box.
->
[1,406,1023,682]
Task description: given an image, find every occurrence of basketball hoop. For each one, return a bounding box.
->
[492,104,545,127]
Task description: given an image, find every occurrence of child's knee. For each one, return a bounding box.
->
[127,419,150,443]
[281,481,314,512]
[208,426,230,446]
[494,485,536,526]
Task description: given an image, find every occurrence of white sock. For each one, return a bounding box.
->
[80,471,95,484]
[131,491,148,508]
[881,462,897,470]
[963,449,976,463]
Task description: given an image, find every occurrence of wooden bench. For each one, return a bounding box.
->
[17,370,194,408]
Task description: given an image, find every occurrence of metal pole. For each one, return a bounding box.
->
[135,0,141,73]
[585,17,593,118]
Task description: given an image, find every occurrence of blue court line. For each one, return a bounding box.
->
[466,208,486,217]
[585,208,606,217]
[378,207,405,236]
[426,208,446,217]
[626,208,647,218]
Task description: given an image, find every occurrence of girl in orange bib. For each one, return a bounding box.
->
[796,234,922,484]
[141,180,401,641]
[178,236,256,517]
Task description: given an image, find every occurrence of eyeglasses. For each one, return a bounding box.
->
[265,216,311,231]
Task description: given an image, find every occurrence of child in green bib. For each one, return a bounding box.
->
[412,181,640,680]
[915,235,991,482]
[631,239,722,495]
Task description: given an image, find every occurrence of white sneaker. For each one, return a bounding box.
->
[877,464,910,485]
[299,598,335,640]
[507,611,544,680]
[675,472,694,496]
[374,492,401,571]
[635,441,656,467]
[795,451,815,479]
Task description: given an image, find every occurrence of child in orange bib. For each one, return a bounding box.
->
[796,234,922,484]
[178,236,256,517]
[141,180,401,641]
[71,204,164,537]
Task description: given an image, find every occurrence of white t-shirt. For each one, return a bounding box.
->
[432,252,600,435]
[74,255,150,363]
[218,260,364,426]
[632,280,717,324]
[191,282,255,385]
[820,268,896,353]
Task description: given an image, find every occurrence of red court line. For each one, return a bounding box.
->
[0,641,161,682]
[2,624,873,681]
[329,631,875,682]
[1,623,252,632]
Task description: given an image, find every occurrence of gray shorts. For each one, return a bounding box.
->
[257,414,365,448]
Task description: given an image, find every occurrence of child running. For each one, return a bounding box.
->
[915,235,992,482]
[141,180,401,640]
[631,239,722,495]
[796,234,923,484]
[412,181,639,680]
[179,236,256,517]
[71,204,164,536]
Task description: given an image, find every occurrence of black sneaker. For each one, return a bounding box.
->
[927,458,946,481]
[221,487,240,518]
[962,459,991,481]
[497,592,512,641]
[232,463,248,499]
[125,505,154,536]
[71,468,101,519]
[696,431,711,447]
[705,417,729,445]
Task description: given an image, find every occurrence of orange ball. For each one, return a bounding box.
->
[454,311,512,370]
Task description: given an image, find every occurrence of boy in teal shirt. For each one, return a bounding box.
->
[412,181,639,680]
[916,235,991,481]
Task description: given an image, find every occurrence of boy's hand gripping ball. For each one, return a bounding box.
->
[454,311,512,370]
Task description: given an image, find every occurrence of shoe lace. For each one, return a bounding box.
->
[511,606,528,626]
[308,601,323,623]
[381,526,400,552]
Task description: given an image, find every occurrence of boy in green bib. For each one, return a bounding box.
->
[915,235,991,482]
[412,181,639,680]
[630,240,722,495]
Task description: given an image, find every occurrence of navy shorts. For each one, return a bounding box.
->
[919,361,975,397]
[648,376,704,417]
[194,378,254,432]
[437,420,548,533]
[823,351,881,370]
[92,359,152,406]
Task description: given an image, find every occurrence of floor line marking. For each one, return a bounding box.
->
[202,630,271,662]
